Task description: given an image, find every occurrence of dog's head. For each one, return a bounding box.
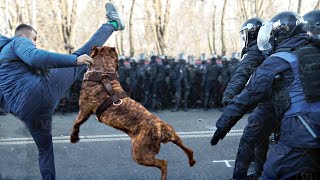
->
[90,46,119,72]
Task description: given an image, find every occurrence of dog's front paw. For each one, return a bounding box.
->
[189,159,196,167]
[70,133,80,143]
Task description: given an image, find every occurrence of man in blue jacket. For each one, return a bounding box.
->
[0,3,124,180]
[211,11,320,179]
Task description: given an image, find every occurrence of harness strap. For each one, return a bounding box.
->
[103,80,115,95]
[95,91,127,119]
[83,71,118,82]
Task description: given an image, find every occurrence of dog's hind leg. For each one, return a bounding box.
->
[132,137,167,180]
[70,109,91,143]
[170,132,196,167]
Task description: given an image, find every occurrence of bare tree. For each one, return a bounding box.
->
[212,5,216,53]
[255,0,264,17]
[30,0,36,28]
[129,0,136,57]
[221,0,228,55]
[314,0,320,10]
[59,0,78,54]
[288,0,292,10]
[1,0,33,35]
[153,0,171,55]
[297,0,302,14]
[144,0,160,54]
[238,0,248,21]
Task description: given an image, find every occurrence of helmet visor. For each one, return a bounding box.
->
[240,29,248,49]
[257,21,273,51]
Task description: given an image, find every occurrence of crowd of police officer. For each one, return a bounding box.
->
[36,51,240,114]
[118,52,241,112]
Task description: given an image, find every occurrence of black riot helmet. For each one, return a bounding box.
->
[240,17,263,49]
[303,10,320,36]
[257,11,304,51]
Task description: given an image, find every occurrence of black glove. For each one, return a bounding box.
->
[210,128,228,146]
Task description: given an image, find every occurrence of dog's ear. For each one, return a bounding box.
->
[109,47,119,71]
[109,47,116,52]
[90,46,99,58]
[108,47,117,55]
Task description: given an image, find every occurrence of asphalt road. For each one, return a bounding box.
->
[0,109,249,180]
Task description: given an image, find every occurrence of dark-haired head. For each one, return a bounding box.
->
[14,24,37,45]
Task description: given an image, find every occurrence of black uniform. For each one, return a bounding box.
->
[153,58,169,110]
[118,59,129,94]
[171,59,190,111]
[203,58,221,110]
[142,56,158,109]
[196,62,208,107]
[129,61,144,102]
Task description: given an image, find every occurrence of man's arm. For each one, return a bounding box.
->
[222,45,264,105]
[13,37,77,69]
[211,57,291,145]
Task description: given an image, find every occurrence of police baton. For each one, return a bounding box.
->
[297,115,319,140]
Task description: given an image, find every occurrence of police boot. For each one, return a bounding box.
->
[183,103,188,112]
[171,94,181,112]
[171,105,179,112]
[183,91,189,111]
[151,94,158,112]
[142,91,150,108]
[203,94,209,111]
[0,108,6,116]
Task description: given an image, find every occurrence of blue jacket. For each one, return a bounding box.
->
[216,33,320,148]
[0,35,77,115]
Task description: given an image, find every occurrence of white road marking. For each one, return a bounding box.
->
[212,160,235,167]
[0,130,243,145]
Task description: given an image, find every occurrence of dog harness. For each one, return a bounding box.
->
[83,70,127,120]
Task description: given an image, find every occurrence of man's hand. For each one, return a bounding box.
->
[76,54,93,66]
[210,128,228,146]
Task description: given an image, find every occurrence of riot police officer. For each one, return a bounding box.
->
[229,52,240,76]
[219,56,231,100]
[171,53,191,112]
[211,11,320,179]
[196,53,208,106]
[220,17,276,179]
[135,54,146,102]
[203,54,221,110]
[143,55,158,109]
[118,55,129,94]
[153,55,169,110]
[128,57,140,101]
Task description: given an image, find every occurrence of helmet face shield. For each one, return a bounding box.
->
[240,29,248,49]
[257,21,274,51]
[239,23,254,49]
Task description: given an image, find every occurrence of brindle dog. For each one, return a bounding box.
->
[70,46,196,180]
